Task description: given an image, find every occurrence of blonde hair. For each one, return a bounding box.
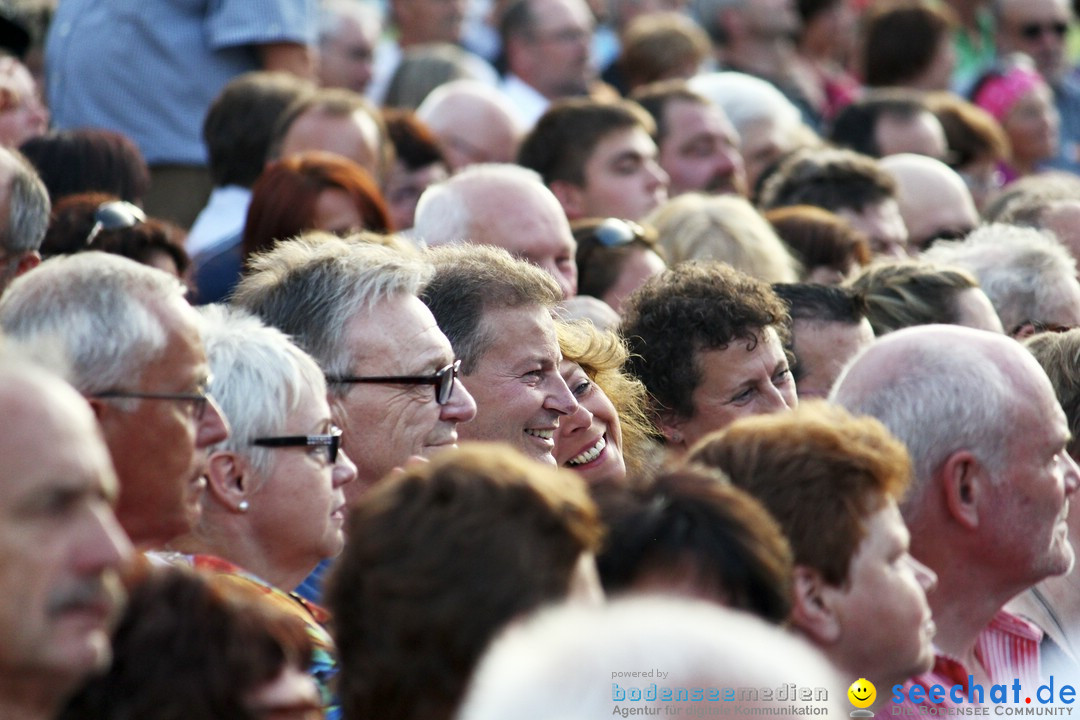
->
[646,194,801,282]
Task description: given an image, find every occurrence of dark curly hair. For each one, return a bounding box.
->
[620,261,791,422]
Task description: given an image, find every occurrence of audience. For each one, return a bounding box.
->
[571,217,666,313]
[0,145,48,294]
[328,444,603,720]
[764,205,871,284]
[382,109,450,232]
[622,261,796,455]
[554,320,655,483]
[422,244,577,465]
[0,253,230,550]
[518,98,669,222]
[0,360,132,720]
[879,153,979,253]
[922,223,1080,336]
[414,80,523,170]
[19,128,150,206]
[772,283,875,398]
[828,91,949,160]
[647,193,800,283]
[414,163,578,299]
[849,261,1004,335]
[594,467,793,622]
[690,401,938,696]
[833,325,1080,704]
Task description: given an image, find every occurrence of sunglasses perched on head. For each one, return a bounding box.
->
[86,201,146,246]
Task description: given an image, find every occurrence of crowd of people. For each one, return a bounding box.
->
[5,0,1080,718]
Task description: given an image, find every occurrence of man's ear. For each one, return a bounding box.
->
[205,451,251,514]
[789,565,842,645]
[548,179,587,221]
[939,449,982,530]
[658,412,687,450]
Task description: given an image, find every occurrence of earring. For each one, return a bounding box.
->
[238,500,250,512]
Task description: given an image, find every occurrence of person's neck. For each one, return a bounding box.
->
[167,529,307,592]
[0,673,71,720]
[926,565,1016,684]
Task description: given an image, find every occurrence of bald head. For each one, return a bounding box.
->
[416,81,523,171]
[880,154,978,253]
[414,164,578,297]
[831,324,1055,496]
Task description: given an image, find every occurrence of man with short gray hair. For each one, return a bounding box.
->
[414,163,578,299]
[232,233,477,497]
[0,146,48,294]
[0,252,231,550]
[832,325,1080,702]
[922,223,1080,336]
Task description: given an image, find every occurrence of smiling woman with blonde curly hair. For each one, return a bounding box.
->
[555,320,659,484]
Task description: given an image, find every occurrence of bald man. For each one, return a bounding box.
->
[833,325,1079,700]
[413,163,577,299]
[880,153,979,253]
[415,80,523,172]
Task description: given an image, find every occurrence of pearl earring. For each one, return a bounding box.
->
[238,500,250,512]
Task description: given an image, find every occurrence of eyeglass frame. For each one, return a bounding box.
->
[85,200,147,246]
[90,389,212,420]
[251,426,344,465]
[325,359,462,406]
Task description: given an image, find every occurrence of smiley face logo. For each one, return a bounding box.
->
[848,678,876,709]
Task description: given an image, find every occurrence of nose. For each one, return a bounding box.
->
[907,555,938,594]
[1063,453,1080,496]
[332,447,359,488]
[197,394,231,447]
[647,160,670,194]
[78,502,134,575]
[759,382,794,414]
[556,398,594,441]
[544,371,579,417]
[441,375,478,423]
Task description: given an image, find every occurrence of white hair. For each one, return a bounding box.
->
[458,596,844,720]
[688,72,803,137]
[0,252,187,395]
[198,303,327,477]
[318,0,383,42]
[921,223,1080,333]
[412,163,547,248]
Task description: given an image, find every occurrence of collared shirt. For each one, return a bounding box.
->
[186,185,252,257]
[45,0,316,166]
[499,73,551,130]
[891,610,1043,712]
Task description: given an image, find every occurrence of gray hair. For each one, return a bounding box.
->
[0,252,188,395]
[921,223,1080,332]
[688,71,803,137]
[458,596,843,720]
[319,0,383,43]
[198,303,327,478]
[0,146,49,254]
[231,233,433,391]
[412,163,546,248]
[830,331,1016,519]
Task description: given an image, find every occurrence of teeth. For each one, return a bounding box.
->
[568,436,606,466]
[525,429,554,440]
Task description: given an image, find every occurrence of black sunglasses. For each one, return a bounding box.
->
[252,426,343,465]
[1020,21,1068,40]
[86,201,146,246]
[91,389,212,420]
[325,360,462,405]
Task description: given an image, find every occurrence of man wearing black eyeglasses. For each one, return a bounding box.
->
[994,0,1080,173]
[233,236,478,500]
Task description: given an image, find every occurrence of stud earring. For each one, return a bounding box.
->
[238,500,250,512]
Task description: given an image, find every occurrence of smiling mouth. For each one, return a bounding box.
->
[525,428,555,441]
[567,435,606,467]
